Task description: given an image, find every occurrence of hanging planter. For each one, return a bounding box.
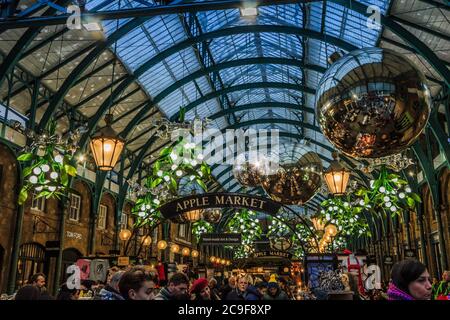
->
[226,209,262,259]
[354,165,421,217]
[130,133,212,228]
[319,196,371,238]
[17,121,78,205]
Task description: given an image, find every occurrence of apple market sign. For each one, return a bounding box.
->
[159,193,281,220]
[253,251,293,259]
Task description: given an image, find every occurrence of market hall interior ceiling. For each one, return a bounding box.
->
[0,2,448,225]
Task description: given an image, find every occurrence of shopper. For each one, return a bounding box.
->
[56,284,80,300]
[263,282,289,300]
[226,273,259,300]
[14,285,41,300]
[208,277,221,300]
[220,276,235,300]
[30,273,46,292]
[433,271,450,300]
[106,266,120,285]
[119,266,158,300]
[387,260,432,300]
[255,281,268,297]
[154,272,190,300]
[96,271,125,300]
[190,278,220,300]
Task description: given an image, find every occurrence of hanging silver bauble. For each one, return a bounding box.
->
[316,47,431,159]
[261,152,323,205]
[203,208,222,224]
[233,153,271,187]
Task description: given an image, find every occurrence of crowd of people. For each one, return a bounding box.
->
[1,259,449,301]
[1,267,296,301]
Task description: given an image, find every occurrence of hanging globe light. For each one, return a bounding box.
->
[203,208,222,224]
[119,229,132,241]
[142,235,152,246]
[89,114,125,171]
[191,250,199,258]
[170,244,180,253]
[182,247,190,256]
[323,152,351,196]
[316,48,431,159]
[157,240,168,250]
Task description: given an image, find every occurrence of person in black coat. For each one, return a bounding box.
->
[226,274,261,300]
[221,276,236,300]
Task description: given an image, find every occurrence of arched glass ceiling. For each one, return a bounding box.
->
[1,0,448,206]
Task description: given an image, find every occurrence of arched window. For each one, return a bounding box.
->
[17,243,46,288]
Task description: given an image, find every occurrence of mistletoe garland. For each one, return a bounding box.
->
[354,166,421,218]
[267,214,291,238]
[192,220,213,241]
[226,209,262,259]
[319,196,371,237]
[131,137,212,227]
[17,120,78,205]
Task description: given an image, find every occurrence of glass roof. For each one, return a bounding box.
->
[4,0,448,203]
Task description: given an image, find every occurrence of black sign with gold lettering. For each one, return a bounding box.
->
[159,193,281,219]
[253,251,293,259]
[200,233,242,246]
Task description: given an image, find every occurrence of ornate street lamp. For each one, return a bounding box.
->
[323,152,350,196]
[89,114,125,171]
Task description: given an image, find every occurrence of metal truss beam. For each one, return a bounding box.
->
[0,0,71,92]
[390,16,450,43]
[0,0,312,28]
[169,82,316,121]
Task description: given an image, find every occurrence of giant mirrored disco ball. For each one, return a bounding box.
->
[315,47,431,159]
[233,152,272,188]
[261,151,323,205]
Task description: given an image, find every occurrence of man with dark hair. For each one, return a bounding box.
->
[118,266,158,300]
[30,273,46,292]
[154,272,189,300]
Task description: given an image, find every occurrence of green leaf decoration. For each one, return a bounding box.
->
[61,170,69,186]
[64,164,77,177]
[17,153,33,161]
[36,191,51,199]
[410,193,422,203]
[22,167,32,178]
[151,177,163,189]
[18,187,28,205]
[170,177,177,191]
[179,106,186,122]
[196,178,207,191]
[159,147,171,158]
[406,197,415,208]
